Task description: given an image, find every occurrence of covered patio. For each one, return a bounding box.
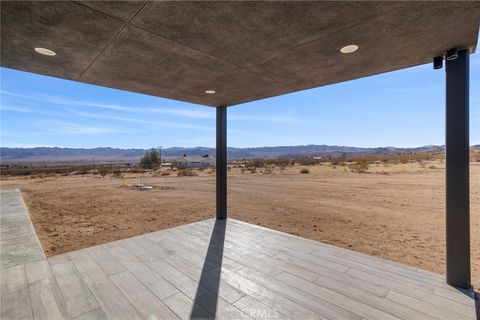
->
[1,189,477,319]
[1,1,479,319]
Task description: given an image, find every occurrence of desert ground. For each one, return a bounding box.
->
[1,160,479,288]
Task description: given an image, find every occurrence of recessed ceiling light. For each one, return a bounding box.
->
[340,45,358,54]
[34,47,56,56]
[205,90,216,94]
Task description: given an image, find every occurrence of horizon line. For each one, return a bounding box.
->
[2,143,477,150]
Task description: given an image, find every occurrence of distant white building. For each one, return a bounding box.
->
[175,155,216,168]
[160,162,173,168]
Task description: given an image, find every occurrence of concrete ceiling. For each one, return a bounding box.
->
[1,1,479,107]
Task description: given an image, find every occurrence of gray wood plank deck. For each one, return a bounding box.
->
[0,190,477,319]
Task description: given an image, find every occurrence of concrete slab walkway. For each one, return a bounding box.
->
[0,189,44,268]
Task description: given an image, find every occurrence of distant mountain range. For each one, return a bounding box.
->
[3,144,478,164]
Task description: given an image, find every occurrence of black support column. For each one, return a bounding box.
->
[216,106,227,220]
[445,49,470,289]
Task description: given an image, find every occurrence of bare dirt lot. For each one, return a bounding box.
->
[1,161,479,288]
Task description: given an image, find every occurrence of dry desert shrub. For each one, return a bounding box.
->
[349,159,369,173]
[178,168,198,176]
[300,168,310,174]
[471,153,478,162]
[331,159,340,166]
[297,158,316,166]
[471,151,480,162]
[263,165,274,174]
[98,166,110,177]
[111,168,122,178]
[398,155,409,164]
[274,159,291,168]
[245,159,265,173]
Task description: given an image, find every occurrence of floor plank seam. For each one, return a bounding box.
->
[358,266,436,293]
[275,269,381,320]
[231,267,331,319]
[70,308,99,320]
[107,273,150,320]
[111,251,180,303]
[55,270,84,320]
[116,239,191,304]
[386,289,473,320]
[232,221,454,288]
[64,250,109,319]
[311,250,438,292]
[23,265,37,320]
[159,288,183,302]
[346,267,428,294]
[134,237,256,317]
[0,233,37,241]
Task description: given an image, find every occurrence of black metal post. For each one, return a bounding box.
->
[445,49,470,289]
[216,106,227,220]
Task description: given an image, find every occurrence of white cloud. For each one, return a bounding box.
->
[173,137,215,145]
[1,90,214,119]
[40,120,130,135]
[146,107,214,119]
[0,142,67,148]
[0,103,59,116]
[65,109,215,132]
[1,90,303,123]
[0,104,32,113]
[228,114,302,123]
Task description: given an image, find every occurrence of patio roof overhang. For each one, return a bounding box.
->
[1,1,479,107]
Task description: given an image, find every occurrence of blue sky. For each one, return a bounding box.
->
[1,54,479,149]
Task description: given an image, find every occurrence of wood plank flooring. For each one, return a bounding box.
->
[1,190,477,319]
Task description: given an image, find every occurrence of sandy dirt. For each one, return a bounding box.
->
[1,161,479,288]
